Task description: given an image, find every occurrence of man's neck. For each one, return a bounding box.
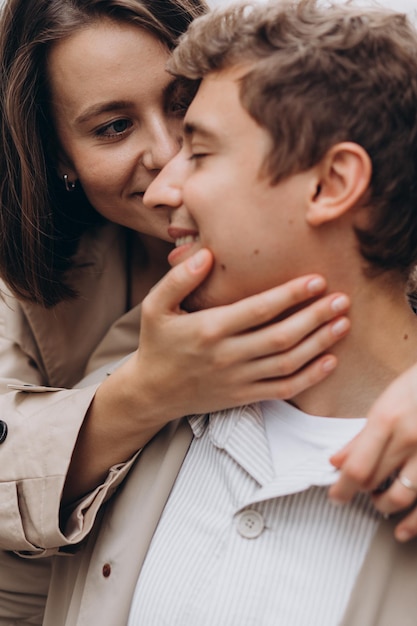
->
[292,276,417,418]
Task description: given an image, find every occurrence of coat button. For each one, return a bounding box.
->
[0,421,7,444]
[102,563,111,578]
[237,510,265,539]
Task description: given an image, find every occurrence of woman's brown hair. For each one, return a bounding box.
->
[0,0,207,306]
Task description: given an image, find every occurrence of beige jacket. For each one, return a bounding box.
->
[0,223,141,552]
[0,224,141,624]
[39,417,417,626]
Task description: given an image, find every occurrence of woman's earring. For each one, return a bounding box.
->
[63,174,76,192]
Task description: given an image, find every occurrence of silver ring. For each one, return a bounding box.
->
[398,475,417,492]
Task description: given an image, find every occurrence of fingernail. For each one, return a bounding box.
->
[331,318,350,336]
[331,295,350,313]
[307,277,326,294]
[396,528,412,542]
[187,249,207,271]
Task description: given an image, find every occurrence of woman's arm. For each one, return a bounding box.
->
[0,287,106,552]
[64,248,350,504]
[329,361,417,541]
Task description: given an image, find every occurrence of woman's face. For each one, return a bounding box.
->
[48,19,184,241]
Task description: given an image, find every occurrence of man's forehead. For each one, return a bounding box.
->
[183,65,250,141]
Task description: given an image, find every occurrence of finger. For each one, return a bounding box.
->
[215,293,350,363]
[244,294,350,357]
[330,372,417,505]
[329,438,355,469]
[236,353,338,404]
[240,315,350,378]
[328,422,392,503]
[261,310,350,368]
[205,274,332,335]
[372,463,417,516]
[145,248,214,313]
[331,438,416,504]
[394,506,417,542]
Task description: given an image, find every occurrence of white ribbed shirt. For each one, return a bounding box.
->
[128,400,381,626]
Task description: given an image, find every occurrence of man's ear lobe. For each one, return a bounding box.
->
[306,142,372,227]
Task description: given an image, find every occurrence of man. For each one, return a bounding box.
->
[42,1,417,624]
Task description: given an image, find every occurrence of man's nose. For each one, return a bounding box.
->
[144,151,185,210]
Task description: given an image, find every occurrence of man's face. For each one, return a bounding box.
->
[144,66,314,311]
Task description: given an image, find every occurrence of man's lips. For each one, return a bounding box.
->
[168,226,199,241]
[167,226,200,266]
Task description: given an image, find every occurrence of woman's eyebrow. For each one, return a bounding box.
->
[75,100,131,125]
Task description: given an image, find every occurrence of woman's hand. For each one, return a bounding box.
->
[133,248,350,418]
[329,361,417,542]
[64,248,349,503]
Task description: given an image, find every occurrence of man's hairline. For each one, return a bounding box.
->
[180,62,255,144]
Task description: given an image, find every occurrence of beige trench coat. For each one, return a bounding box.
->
[40,417,417,626]
[0,223,141,552]
[0,223,142,623]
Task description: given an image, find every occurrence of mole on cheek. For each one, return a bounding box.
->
[253,249,259,255]
[220,264,226,271]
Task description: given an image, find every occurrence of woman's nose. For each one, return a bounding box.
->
[141,119,181,171]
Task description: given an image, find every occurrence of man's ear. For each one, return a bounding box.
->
[306,142,371,227]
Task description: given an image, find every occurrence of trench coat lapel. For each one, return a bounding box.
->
[44,418,193,626]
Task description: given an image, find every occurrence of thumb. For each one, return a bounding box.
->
[148,248,214,313]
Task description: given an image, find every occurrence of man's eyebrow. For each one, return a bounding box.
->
[183,121,215,140]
